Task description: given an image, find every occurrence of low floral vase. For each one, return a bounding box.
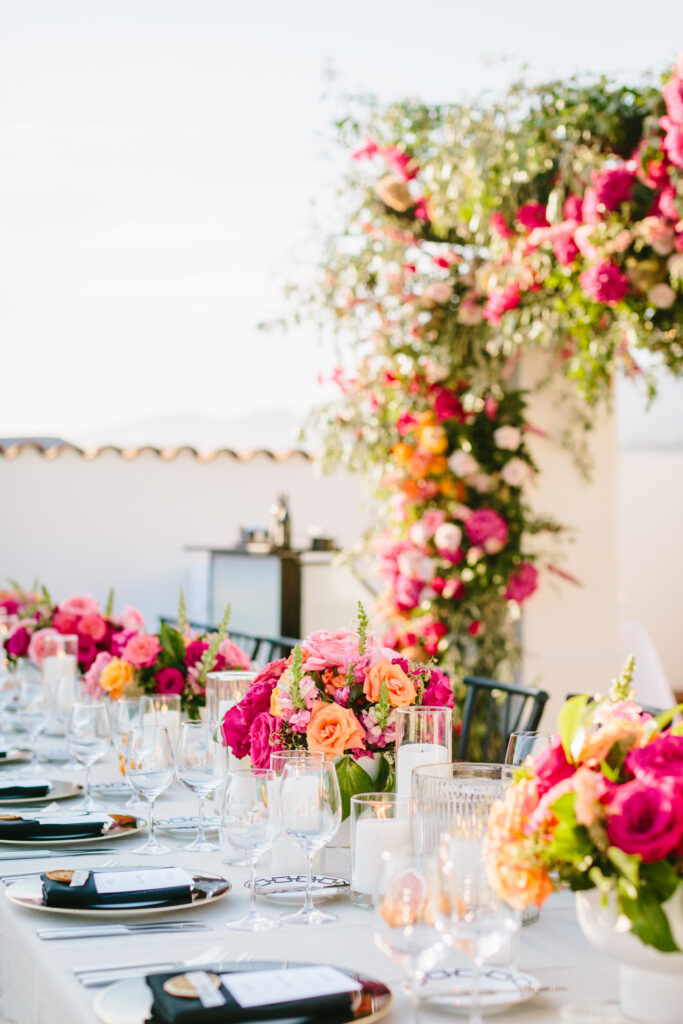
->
[575,887,683,1024]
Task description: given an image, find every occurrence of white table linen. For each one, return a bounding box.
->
[0,750,619,1024]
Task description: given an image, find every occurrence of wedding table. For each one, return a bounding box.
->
[0,747,620,1024]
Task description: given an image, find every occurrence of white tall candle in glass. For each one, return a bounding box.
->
[395,742,449,797]
[43,651,77,691]
[353,816,412,895]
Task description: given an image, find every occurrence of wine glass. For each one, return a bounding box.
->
[431,832,520,1024]
[16,678,50,769]
[279,760,341,926]
[373,852,445,1024]
[222,768,280,931]
[125,725,175,854]
[111,697,153,807]
[66,702,111,811]
[504,731,553,766]
[175,722,226,852]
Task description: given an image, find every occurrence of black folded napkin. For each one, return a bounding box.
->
[0,816,107,840]
[0,781,50,798]
[145,972,354,1024]
[42,869,194,909]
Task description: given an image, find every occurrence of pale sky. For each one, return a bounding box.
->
[1,0,682,445]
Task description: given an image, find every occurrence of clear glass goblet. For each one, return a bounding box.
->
[125,725,175,855]
[66,701,111,810]
[176,721,225,852]
[111,697,153,807]
[222,767,280,931]
[504,731,553,766]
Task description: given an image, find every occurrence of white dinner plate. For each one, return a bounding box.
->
[0,779,82,805]
[0,750,32,767]
[422,967,541,1015]
[91,782,135,800]
[6,869,231,917]
[0,813,146,845]
[93,962,393,1024]
[246,874,350,904]
[156,815,219,837]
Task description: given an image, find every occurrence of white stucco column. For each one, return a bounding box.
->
[519,358,621,727]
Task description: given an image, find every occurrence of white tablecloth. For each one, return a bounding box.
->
[0,750,620,1024]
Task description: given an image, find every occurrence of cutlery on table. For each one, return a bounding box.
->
[0,847,117,861]
[39,921,212,940]
[74,943,224,987]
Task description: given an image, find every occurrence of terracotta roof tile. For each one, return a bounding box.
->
[0,441,311,462]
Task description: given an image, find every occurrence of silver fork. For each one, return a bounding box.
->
[74,943,225,987]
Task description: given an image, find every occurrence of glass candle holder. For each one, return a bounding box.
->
[394,706,452,798]
[206,670,256,727]
[43,634,78,690]
[144,694,181,745]
[412,762,509,856]
[350,792,411,906]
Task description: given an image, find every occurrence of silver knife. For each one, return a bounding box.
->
[0,847,117,860]
[40,922,211,940]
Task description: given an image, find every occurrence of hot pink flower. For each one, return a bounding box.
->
[382,145,419,181]
[122,633,161,669]
[351,135,379,161]
[605,777,683,862]
[52,610,80,635]
[84,651,113,698]
[154,667,185,696]
[217,637,251,670]
[116,605,146,633]
[563,194,584,221]
[626,733,683,783]
[109,630,136,656]
[77,635,97,670]
[663,66,683,125]
[483,281,521,325]
[184,639,208,667]
[394,576,424,611]
[516,202,548,231]
[464,508,508,553]
[422,668,454,708]
[433,386,465,422]
[6,627,30,658]
[60,594,100,618]
[579,261,629,305]
[533,735,575,797]
[221,661,286,758]
[28,626,59,667]
[591,166,634,212]
[248,711,283,768]
[553,232,579,266]
[660,116,683,169]
[78,613,107,643]
[490,212,513,238]
[504,563,539,604]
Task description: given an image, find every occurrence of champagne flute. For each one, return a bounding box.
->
[374,852,445,1024]
[126,725,175,854]
[279,760,341,926]
[176,722,225,852]
[504,731,553,766]
[66,702,111,811]
[112,697,153,807]
[222,767,280,931]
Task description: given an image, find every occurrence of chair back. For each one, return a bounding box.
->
[458,675,549,762]
[158,617,298,667]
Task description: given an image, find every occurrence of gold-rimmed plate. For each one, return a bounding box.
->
[0,813,146,845]
[93,962,392,1024]
[0,780,82,805]
[0,750,32,767]
[6,870,231,917]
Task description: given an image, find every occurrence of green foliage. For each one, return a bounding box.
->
[158,622,187,668]
[558,695,591,760]
[177,588,189,636]
[609,654,636,703]
[335,754,375,820]
[288,644,306,711]
[375,681,390,730]
[195,603,231,687]
[356,601,369,655]
[104,588,114,618]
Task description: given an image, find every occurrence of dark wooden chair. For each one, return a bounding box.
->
[159,617,299,666]
[458,675,550,763]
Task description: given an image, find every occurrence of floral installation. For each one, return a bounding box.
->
[221,604,455,816]
[485,656,683,953]
[2,584,251,716]
[277,60,683,681]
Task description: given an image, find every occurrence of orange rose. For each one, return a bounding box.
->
[579,719,648,766]
[306,701,366,758]
[364,658,416,707]
[99,658,135,701]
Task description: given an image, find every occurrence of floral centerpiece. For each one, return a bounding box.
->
[485,656,683,955]
[221,605,455,816]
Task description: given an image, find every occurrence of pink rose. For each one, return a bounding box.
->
[422,668,454,708]
[77,613,107,643]
[504,563,539,603]
[184,639,209,667]
[6,627,30,658]
[516,202,548,231]
[606,777,683,861]
[84,650,113,698]
[217,637,251,670]
[660,116,683,170]
[109,629,136,656]
[483,281,521,325]
[591,166,634,212]
[28,626,59,667]
[300,629,360,673]
[122,633,161,669]
[221,664,285,758]
[77,635,97,670]
[579,261,629,305]
[248,711,284,769]
[432,386,464,422]
[464,508,508,553]
[533,735,575,797]
[116,605,145,633]
[626,733,683,784]
[154,667,185,696]
[52,610,80,635]
[394,575,424,611]
[60,594,100,618]
[553,231,579,266]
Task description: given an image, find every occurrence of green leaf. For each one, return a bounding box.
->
[558,695,589,760]
[641,861,680,904]
[549,791,577,826]
[619,888,679,953]
[546,821,592,863]
[159,622,187,666]
[654,704,683,732]
[607,846,640,888]
[374,753,394,793]
[335,754,374,820]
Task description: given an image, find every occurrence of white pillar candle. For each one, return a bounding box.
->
[43,652,77,691]
[352,817,412,895]
[158,708,180,745]
[395,742,449,797]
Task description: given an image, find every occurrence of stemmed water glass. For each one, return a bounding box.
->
[279,760,341,926]
[504,731,553,766]
[16,678,50,769]
[111,697,153,807]
[66,702,111,811]
[175,722,225,852]
[125,725,175,855]
[222,768,280,931]
[373,852,445,1024]
[431,832,520,1024]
